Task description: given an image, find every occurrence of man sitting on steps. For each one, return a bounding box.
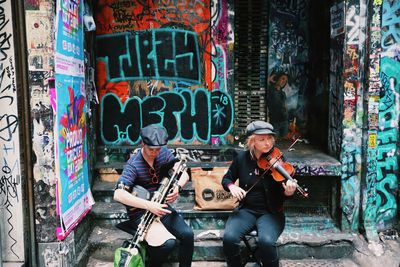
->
[114,124,194,267]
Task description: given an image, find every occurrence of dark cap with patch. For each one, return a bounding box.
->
[140,124,169,147]
[246,121,276,136]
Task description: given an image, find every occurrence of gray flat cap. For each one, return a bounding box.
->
[140,124,168,147]
[246,121,276,136]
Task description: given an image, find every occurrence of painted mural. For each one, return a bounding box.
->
[332,0,399,235]
[0,0,25,261]
[340,0,367,231]
[329,2,345,159]
[55,0,93,240]
[267,0,309,139]
[364,0,382,240]
[6,0,397,265]
[94,0,234,145]
[211,0,234,94]
[376,0,400,230]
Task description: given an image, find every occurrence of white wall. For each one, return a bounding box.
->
[0,0,25,262]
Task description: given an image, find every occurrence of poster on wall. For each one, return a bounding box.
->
[25,11,53,71]
[54,0,94,240]
[330,2,345,37]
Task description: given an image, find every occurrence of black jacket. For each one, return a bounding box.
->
[221,150,287,214]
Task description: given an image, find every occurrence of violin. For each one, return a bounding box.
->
[257,147,309,198]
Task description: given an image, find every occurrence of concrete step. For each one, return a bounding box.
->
[92,180,195,203]
[90,201,338,231]
[88,238,400,267]
[90,201,231,229]
[92,180,330,207]
[87,225,356,262]
[89,179,352,262]
[87,258,358,267]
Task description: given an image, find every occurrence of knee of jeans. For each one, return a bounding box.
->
[178,228,194,243]
[258,235,277,249]
[161,238,177,251]
[223,231,241,246]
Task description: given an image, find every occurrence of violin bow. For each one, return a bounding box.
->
[287,137,300,151]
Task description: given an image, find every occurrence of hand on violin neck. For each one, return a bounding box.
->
[282,179,297,196]
[228,184,246,201]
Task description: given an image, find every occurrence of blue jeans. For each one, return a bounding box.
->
[160,207,194,267]
[125,206,194,267]
[223,208,285,267]
[146,239,177,267]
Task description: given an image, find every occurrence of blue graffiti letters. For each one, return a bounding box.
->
[100,89,233,144]
[101,95,142,144]
[180,89,210,142]
[97,29,201,83]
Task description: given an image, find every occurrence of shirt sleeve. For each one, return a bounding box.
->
[116,158,137,190]
[221,154,239,191]
[165,147,175,163]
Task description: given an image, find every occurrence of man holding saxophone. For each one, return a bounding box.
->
[114,124,194,267]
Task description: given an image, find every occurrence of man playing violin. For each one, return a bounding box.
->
[114,124,194,267]
[221,121,297,267]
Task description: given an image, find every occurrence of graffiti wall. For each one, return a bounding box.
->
[0,0,25,261]
[267,0,310,139]
[339,0,367,231]
[363,0,382,240]
[25,0,58,242]
[94,0,234,145]
[329,2,345,159]
[336,0,399,234]
[375,0,400,230]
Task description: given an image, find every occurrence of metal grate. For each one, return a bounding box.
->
[234,0,269,132]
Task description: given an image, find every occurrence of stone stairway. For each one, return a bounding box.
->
[87,258,358,267]
[84,178,356,265]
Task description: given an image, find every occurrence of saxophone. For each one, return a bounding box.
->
[130,158,187,254]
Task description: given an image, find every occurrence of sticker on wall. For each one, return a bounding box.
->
[331,2,345,37]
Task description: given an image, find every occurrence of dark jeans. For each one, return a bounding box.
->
[147,239,177,267]
[123,206,194,267]
[223,208,285,267]
[159,207,194,267]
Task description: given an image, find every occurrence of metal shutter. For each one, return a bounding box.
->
[234,0,269,135]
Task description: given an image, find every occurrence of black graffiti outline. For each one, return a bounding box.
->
[0,163,20,259]
[0,4,10,33]
[0,31,11,61]
[0,114,18,141]
[0,63,14,105]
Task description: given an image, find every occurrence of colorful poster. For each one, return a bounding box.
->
[55,0,84,77]
[54,0,93,240]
